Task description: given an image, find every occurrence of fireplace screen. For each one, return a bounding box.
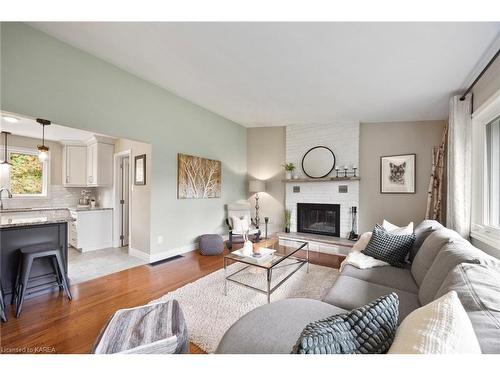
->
[297,203,340,237]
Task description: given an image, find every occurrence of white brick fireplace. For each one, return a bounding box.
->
[285,123,360,238]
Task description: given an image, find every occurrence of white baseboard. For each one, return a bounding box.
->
[149,242,198,263]
[128,247,151,261]
[148,234,230,263]
[80,241,114,252]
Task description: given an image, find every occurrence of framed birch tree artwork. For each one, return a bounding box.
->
[380,153,416,194]
[177,153,221,199]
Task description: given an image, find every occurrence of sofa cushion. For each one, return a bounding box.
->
[362,225,415,267]
[388,291,481,354]
[410,219,444,261]
[411,228,465,286]
[434,263,500,353]
[340,264,418,293]
[382,219,414,234]
[322,275,420,323]
[418,241,498,306]
[292,294,398,354]
[215,298,347,354]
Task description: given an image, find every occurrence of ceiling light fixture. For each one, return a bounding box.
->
[1,131,12,171]
[2,116,19,124]
[36,118,51,162]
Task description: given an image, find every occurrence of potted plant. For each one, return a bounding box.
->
[284,209,292,233]
[282,162,296,179]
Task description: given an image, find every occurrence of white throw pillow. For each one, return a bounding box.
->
[231,215,250,233]
[351,232,372,252]
[388,291,481,354]
[382,219,414,235]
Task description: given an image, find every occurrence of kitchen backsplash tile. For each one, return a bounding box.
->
[1,185,98,210]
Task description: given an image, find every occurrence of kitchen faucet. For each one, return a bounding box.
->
[0,187,13,210]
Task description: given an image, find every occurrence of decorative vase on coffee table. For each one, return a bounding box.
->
[242,233,253,256]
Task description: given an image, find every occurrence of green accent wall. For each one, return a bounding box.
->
[1,22,247,255]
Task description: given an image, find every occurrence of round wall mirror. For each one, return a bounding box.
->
[301,146,336,178]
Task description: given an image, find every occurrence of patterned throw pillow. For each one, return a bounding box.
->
[292,293,399,354]
[362,224,415,267]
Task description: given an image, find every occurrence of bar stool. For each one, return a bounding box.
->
[0,283,7,322]
[13,243,72,318]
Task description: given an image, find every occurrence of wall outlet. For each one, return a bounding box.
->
[157,235,164,245]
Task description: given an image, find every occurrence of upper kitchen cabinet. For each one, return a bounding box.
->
[62,143,87,187]
[86,136,115,187]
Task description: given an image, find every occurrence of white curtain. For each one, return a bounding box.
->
[446,94,472,238]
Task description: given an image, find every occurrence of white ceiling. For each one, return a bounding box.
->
[1,113,97,142]
[30,22,500,126]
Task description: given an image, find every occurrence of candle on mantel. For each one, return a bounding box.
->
[352,165,357,177]
[343,166,348,178]
[335,166,340,178]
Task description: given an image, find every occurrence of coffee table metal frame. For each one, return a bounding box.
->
[223,240,309,303]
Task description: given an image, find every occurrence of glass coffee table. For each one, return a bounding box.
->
[223,237,309,303]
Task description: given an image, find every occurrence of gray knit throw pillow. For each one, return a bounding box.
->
[292,293,399,354]
[362,224,415,267]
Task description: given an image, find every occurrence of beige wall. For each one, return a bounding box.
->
[472,55,500,112]
[0,134,63,185]
[115,138,152,253]
[247,127,285,234]
[359,121,445,233]
[247,122,445,235]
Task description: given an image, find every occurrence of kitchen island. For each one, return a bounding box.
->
[0,209,75,301]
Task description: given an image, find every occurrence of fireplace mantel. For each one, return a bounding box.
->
[282,176,360,183]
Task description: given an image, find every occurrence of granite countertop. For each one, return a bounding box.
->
[71,207,113,212]
[0,209,76,229]
[0,207,69,213]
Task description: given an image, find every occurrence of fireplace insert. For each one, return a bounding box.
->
[297,203,340,237]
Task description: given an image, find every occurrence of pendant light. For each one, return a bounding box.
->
[36,118,51,162]
[1,131,12,171]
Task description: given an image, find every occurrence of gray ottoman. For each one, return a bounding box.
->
[92,299,188,354]
[199,234,224,255]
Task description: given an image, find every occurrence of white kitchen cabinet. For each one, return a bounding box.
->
[69,209,113,252]
[86,137,114,187]
[62,145,87,187]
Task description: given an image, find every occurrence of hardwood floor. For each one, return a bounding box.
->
[0,243,343,354]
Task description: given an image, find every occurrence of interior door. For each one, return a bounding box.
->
[120,156,130,247]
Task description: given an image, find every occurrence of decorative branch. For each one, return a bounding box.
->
[178,154,221,199]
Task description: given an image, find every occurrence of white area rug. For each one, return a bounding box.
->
[150,261,339,353]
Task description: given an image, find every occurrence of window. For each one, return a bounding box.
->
[0,147,49,197]
[471,91,500,249]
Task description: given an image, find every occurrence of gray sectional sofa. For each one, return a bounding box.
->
[216,221,500,354]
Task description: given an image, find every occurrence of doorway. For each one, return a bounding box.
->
[113,150,132,249]
[119,155,130,247]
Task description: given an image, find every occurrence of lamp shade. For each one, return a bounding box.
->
[248,179,265,193]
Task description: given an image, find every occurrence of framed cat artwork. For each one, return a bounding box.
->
[380,154,416,194]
